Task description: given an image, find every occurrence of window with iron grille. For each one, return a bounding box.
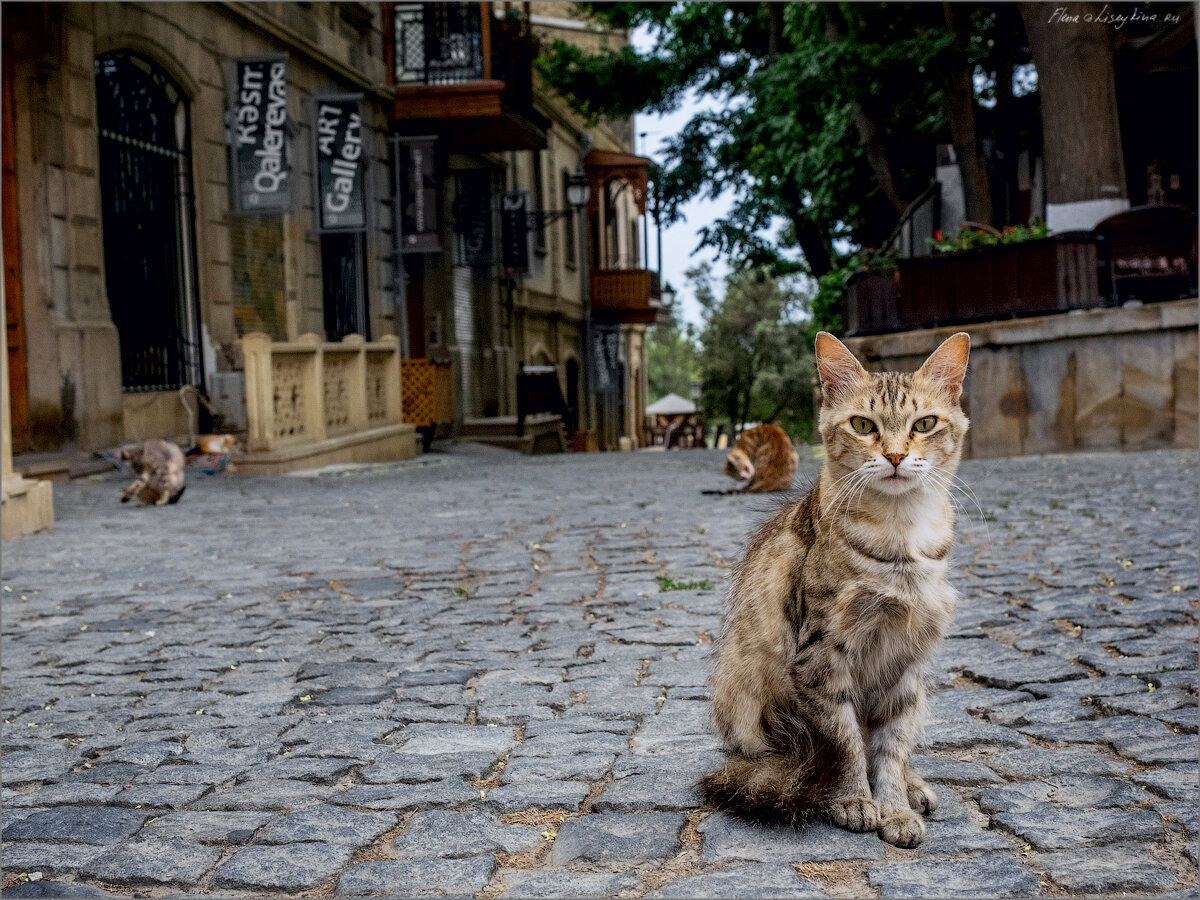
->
[394,2,484,85]
[94,50,203,393]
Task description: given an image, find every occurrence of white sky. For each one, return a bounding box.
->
[629,25,733,330]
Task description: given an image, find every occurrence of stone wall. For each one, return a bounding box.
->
[4,2,395,450]
[844,299,1198,459]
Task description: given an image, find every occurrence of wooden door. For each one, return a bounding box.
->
[2,50,30,452]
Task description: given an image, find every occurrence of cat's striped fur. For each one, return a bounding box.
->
[718,423,799,494]
[701,331,970,848]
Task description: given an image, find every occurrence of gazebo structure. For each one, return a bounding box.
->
[645,393,704,449]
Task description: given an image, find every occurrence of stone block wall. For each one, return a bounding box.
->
[844,299,1199,459]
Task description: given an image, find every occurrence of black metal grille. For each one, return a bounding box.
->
[322,232,370,341]
[95,51,202,393]
[394,2,485,84]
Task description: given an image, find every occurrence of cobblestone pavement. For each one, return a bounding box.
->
[2,444,1197,899]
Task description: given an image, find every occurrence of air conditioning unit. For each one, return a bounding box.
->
[208,371,247,432]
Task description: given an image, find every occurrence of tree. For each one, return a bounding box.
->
[690,264,815,438]
[537,2,995,278]
[1018,2,1127,226]
[646,319,701,403]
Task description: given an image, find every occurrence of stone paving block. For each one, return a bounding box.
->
[193,777,332,810]
[0,841,105,875]
[338,857,495,897]
[548,812,685,864]
[1,882,121,898]
[392,810,541,858]
[244,754,360,783]
[5,784,121,807]
[977,774,1146,814]
[393,724,516,756]
[481,780,590,813]
[986,747,1134,779]
[648,864,824,898]
[909,754,1005,787]
[1035,842,1178,892]
[990,801,1165,849]
[1112,734,1200,765]
[1134,765,1199,801]
[868,854,1040,898]
[1,750,77,785]
[2,807,146,845]
[961,655,1085,689]
[699,812,885,863]
[495,870,641,898]
[333,778,479,810]
[113,782,211,809]
[359,751,496,783]
[1157,800,1199,836]
[77,837,222,885]
[922,718,1026,750]
[138,810,273,844]
[501,751,615,783]
[213,841,356,891]
[257,805,395,845]
[1017,713,1172,745]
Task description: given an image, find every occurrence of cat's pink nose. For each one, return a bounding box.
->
[884,452,906,468]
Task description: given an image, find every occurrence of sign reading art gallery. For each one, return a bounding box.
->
[231,56,291,213]
[394,136,440,253]
[314,95,366,232]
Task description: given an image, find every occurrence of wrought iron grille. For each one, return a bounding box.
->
[95,51,203,393]
[394,2,485,85]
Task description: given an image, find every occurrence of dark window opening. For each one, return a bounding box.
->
[322,232,369,340]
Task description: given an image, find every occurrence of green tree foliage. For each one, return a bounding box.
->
[689,264,816,440]
[537,2,974,280]
[647,319,702,405]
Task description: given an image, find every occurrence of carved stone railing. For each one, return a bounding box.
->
[242,332,403,452]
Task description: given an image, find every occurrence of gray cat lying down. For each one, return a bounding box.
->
[120,439,186,506]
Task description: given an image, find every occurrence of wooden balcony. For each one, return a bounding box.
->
[591,269,662,325]
[385,2,548,151]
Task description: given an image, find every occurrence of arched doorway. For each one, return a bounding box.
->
[94,51,202,393]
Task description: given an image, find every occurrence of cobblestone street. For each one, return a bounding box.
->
[2,444,1197,898]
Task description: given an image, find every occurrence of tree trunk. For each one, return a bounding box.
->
[822,7,908,216]
[788,205,834,278]
[1018,2,1127,223]
[939,3,994,225]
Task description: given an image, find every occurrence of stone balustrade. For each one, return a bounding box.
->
[239,332,414,474]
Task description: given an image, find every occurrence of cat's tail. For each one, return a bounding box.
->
[699,746,845,826]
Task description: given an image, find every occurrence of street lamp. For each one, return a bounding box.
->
[567,163,594,444]
[660,283,676,308]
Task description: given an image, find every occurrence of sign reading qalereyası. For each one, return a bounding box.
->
[231,56,291,213]
[314,95,366,232]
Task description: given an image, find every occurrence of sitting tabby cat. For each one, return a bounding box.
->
[708,423,798,494]
[120,439,186,506]
[700,331,970,848]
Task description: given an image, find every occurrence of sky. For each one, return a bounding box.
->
[629,26,732,331]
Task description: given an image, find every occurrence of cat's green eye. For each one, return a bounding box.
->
[849,416,876,435]
[912,416,938,434]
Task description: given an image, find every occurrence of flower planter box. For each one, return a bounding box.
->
[895,232,1102,331]
[845,269,901,336]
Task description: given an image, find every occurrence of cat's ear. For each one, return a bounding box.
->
[814,331,868,402]
[917,332,970,401]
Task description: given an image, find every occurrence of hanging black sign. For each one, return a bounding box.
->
[230,56,291,213]
[314,95,366,232]
[593,323,621,394]
[395,136,439,253]
[500,190,530,275]
[454,170,493,266]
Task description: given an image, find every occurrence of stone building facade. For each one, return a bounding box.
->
[3,2,405,453]
[3,1,655,457]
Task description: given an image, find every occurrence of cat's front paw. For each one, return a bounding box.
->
[905,771,939,815]
[879,808,926,847]
[828,795,880,832]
